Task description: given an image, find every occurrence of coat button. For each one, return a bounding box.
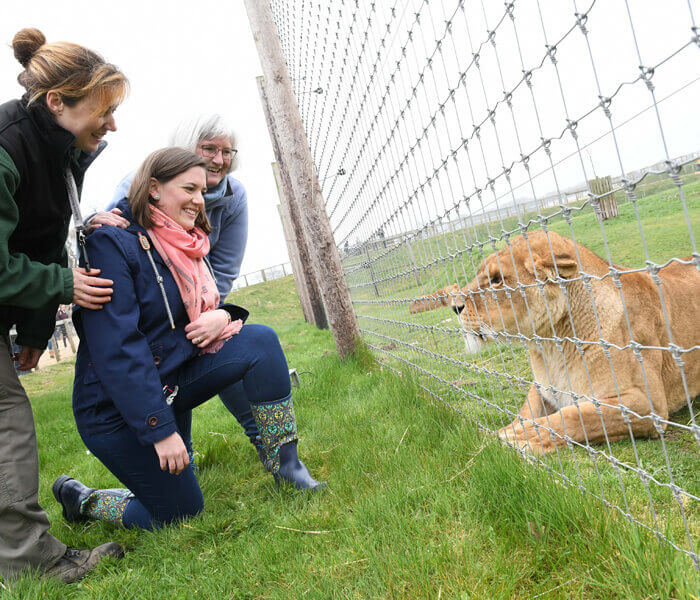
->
[153,356,161,365]
[148,416,158,427]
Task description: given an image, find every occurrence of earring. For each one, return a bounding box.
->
[153,194,160,200]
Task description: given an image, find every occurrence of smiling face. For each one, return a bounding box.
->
[150,166,207,230]
[50,92,118,152]
[195,136,234,188]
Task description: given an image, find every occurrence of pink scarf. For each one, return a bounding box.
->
[147,205,242,354]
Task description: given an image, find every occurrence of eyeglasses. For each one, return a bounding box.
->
[198,144,238,160]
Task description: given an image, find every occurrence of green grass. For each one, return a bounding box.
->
[346,170,699,298]
[342,169,700,583]
[4,274,699,599]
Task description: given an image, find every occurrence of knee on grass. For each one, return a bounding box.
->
[151,496,204,526]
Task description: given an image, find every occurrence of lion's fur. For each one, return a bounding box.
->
[410,231,700,453]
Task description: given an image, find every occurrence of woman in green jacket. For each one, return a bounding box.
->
[0,28,128,583]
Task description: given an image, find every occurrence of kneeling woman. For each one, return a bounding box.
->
[54,148,324,530]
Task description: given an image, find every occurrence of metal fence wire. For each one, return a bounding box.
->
[231,262,293,291]
[269,0,700,567]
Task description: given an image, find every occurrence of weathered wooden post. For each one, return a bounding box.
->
[65,320,77,353]
[246,1,359,357]
[259,79,328,330]
[365,244,379,297]
[273,162,320,326]
[405,241,422,287]
[52,333,61,362]
[589,175,618,221]
[258,74,328,331]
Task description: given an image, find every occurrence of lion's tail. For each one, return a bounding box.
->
[409,284,460,314]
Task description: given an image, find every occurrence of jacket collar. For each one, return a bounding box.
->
[202,176,234,209]
[113,199,168,270]
[116,198,148,237]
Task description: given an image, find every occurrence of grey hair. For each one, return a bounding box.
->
[168,114,239,172]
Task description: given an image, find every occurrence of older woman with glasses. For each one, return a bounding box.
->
[88,116,318,490]
[98,115,247,296]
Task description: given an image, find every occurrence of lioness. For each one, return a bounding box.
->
[410,231,700,454]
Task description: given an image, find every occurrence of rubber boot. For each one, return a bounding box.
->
[252,435,269,470]
[276,440,326,489]
[52,475,96,522]
[80,489,134,525]
[53,475,134,524]
[251,396,326,490]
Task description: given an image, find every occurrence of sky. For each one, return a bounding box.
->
[280,0,700,246]
[0,0,290,276]
[2,1,698,270]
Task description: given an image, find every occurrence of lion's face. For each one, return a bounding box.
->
[452,232,580,340]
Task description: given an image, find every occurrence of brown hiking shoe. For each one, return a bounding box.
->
[44,543,124,583]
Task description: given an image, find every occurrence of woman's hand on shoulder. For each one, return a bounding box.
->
[85,208,129,233]
[185,309,230,348]
[72,268,113,309]
[153,432,189,475]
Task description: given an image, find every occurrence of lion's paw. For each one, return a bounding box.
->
[497,422,551,455]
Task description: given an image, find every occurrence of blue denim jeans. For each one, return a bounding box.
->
[82,324,291,529]
[173,324,291,410]
[81,425,203,529]
[220,381,258,442]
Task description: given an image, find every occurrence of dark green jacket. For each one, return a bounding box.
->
[0,97,104,349]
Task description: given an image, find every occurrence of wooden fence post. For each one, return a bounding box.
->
[246,1,359,357]
[589,175,618,221]
[258,78,328,330]
[65,320,77,354]
[273,162,320,326]
[405,241,422,287]
[52,333,61,362]
[365,245,379,297]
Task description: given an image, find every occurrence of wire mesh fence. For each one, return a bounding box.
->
[269,0,700,567]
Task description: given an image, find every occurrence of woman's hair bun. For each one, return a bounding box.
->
[12,28,47,68]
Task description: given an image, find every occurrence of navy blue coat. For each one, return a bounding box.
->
[72,199,247,445]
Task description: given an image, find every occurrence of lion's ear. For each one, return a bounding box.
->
[524,251,578,280]
[552,254,579,278]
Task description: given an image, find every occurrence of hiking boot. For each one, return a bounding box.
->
[44,543,124,583]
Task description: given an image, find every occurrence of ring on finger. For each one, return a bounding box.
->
[194,337,202,344]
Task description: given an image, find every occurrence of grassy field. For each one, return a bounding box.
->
[345,169,700,296]
[3,274,699,599]
[342,169,700,579]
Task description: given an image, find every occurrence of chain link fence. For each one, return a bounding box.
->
[270,0,700,567]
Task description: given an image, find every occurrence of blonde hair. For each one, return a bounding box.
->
[129,147,211,234]
[12,28,129,114]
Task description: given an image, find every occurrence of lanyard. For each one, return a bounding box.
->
[64,167,91,271]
